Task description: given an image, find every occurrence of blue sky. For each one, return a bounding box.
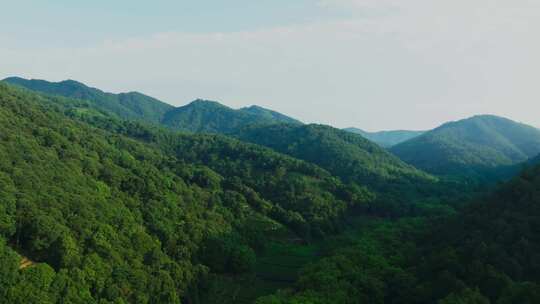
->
[3,1,344,45]
[2,0,539,130]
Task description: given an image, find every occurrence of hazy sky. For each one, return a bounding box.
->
[1,0,539,131]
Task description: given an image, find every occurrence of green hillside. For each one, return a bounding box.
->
[234,124,437,204]
[0,83,373,303]
[344,128,425,147]
[391,115,540,178]
[6,77,540,304]
[257,162,540,304]
[3,76,173,123]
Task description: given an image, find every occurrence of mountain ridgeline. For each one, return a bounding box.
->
[2,76,174,123]
[233,124,440,211]
[239,105,302,125]
[391,115,540,179]
[344,128,425,148]
[0,82,372,303]
[2,77,301,134]
[161,100,301,133]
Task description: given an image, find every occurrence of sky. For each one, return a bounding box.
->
[1,0,539,131]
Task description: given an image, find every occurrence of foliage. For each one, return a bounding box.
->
[234,124,434,186]
[232,123,454,217]
[0,83,375,302]
[6,78,540,304]
[258,163,540,303]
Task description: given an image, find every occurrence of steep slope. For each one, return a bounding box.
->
[239,105,302,125]
[0,83,372,302]
[344,128,425,148]
[161,99,293,133]
[257,163,540,304]
[410,163,540,302]
[3,76,174,123]
[234,124,435,196]
[391,115,540,177]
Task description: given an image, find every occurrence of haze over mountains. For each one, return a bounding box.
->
[344,128,426,148]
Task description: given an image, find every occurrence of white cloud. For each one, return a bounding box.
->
[1,1,540,130]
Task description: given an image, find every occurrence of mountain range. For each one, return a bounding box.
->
[344,128,425,147]
[2,77,300,134]
[2,76,174,123]
[5,77,540,183]
[0,82,374,303]
[2,76,540,303]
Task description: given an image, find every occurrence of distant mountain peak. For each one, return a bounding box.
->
[186,99,229,108]
[2,76,26,82]
[162,99,301,133]
[344,128,425,148]
[239,104,302,125]
[60,79,87,86]
[242,105,267,111]
[391,114,540,178]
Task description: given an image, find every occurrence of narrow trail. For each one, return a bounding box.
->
[19,257,35,270]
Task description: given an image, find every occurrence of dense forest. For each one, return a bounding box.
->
[1,78,540,303]
[232,123,477,217]
[257,163,540,303]
[234,123,432,187]
[0,83,372,303]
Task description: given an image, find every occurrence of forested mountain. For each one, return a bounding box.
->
[0,83,373,303]
[2,77,302,134]
[3,76,174,123]
[239,105,302,125]
[391,115,540,178]
[161,99,290,133]
[234,124,437,203]
[6,76,540,303]
[344,128,425,148]
[257,162,540,304]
